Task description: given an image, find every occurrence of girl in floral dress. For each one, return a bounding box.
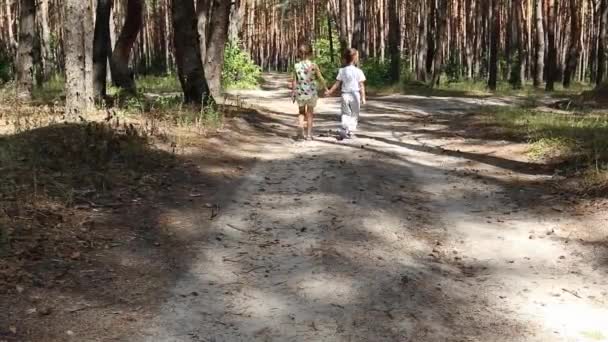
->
[290,44,328,140]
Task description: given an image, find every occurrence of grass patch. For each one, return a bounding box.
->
[484,106,608,191]
[580,330,607,341]
[32,75,65,104]
[368,76,594,99]
[136,74,181,94]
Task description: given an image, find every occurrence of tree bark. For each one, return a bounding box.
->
[488,0,500,90]
[546,0,557,91]
[38,0,52,80]
[352,0,366,57]
[110,0,143,92]
[16,0,36,100]
[416,0,428,82]
[388,0,400,83]
[533,0,545,87]
[509,0,524,89]
[563,0,582,88]
[202,0,230,97]
[64,0,94,118]
[172,0,211,106]
[93,0,113,99]
[338,0,350,52]
[431,0,448,87]
[597,0,608,85]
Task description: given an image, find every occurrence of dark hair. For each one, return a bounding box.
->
[343,48,359,66]
[298,44,312,59]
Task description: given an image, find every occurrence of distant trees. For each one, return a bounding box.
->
[4,0,608,110]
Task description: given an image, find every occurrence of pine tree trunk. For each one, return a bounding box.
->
[172,0,211,106]
[387,0,400,82]
[110,0,143,92]
[64,0,94,118]
[465,0,475,80]
[416,0,428,82]
[338,0,350,51]
[16,0,36,99]
[597,0,608,85]
[353,0,366,57]
[533,0,545,87]
[203,0,230,96]
[564,0,582,88]
[431,0,448,87]
[5,0,17,51]
[546,0,557,91]
[509,0,524,89]
[488,0,500,90]
[38,0,52,80]
[93,0,113,99]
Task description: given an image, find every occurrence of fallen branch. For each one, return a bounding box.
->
[561,288,581,299]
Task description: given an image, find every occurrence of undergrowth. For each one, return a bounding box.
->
[484,106,608,191]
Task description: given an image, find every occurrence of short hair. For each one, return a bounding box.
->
[343,48,359,64]
[298,44,312,59]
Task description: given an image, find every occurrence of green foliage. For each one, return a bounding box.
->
[137,74,181,94]
[489,106,608,167]
[31,75,64,103]
[313,37,340,82]
[222,39,261,89]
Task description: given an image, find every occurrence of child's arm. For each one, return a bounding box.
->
[314,65,329,91]
[289,72,297,101]
[359,81,366,104]
[326,81,341,96]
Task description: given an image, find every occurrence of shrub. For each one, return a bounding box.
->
[222,39,261,89]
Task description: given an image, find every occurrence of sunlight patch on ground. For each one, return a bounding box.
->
[533,302,608,341]
[294,274,357,305]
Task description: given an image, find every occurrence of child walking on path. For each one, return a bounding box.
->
[290,44,328,140]
[326,48,367,139]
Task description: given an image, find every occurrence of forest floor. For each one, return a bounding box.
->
[1,74,608,341]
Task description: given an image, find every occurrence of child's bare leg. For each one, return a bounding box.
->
[298,106,306,137]
[306,106,314,138]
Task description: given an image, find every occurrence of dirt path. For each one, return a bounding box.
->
[137,75,608,342]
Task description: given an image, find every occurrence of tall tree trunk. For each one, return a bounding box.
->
[16,0,36,100]
[93,0,113,99]
[338,0,350,52]
[509,0,524,89]
[352,0,366,57]
[546,0,558,91]
[564,0,582,88]
[328,5,335,64]
[488,0,500,90]
[172,0,211,106]
[465,0,475,80]
[533,0,545,87]
[203,0,230,96]
[5,0,18,52]
[431,0,448,87]
[38,0,52,80]
[64,0,94,118]
[387,0,400,82]
[597,0,608,85]
[416,0,427,81]
[110,0,143,92]
[228,0,245,42]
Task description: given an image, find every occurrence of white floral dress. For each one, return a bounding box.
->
[293,60,319,108]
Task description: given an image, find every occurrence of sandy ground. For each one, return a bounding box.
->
[113,74,608,342]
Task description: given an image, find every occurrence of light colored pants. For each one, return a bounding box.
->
[340,92,360,132]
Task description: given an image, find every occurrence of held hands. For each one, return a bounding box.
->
[324,88,332,97]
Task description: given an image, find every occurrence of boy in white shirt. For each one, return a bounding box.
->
[326,48,367,139]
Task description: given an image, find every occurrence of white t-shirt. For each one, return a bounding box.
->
[337,65,366,93]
